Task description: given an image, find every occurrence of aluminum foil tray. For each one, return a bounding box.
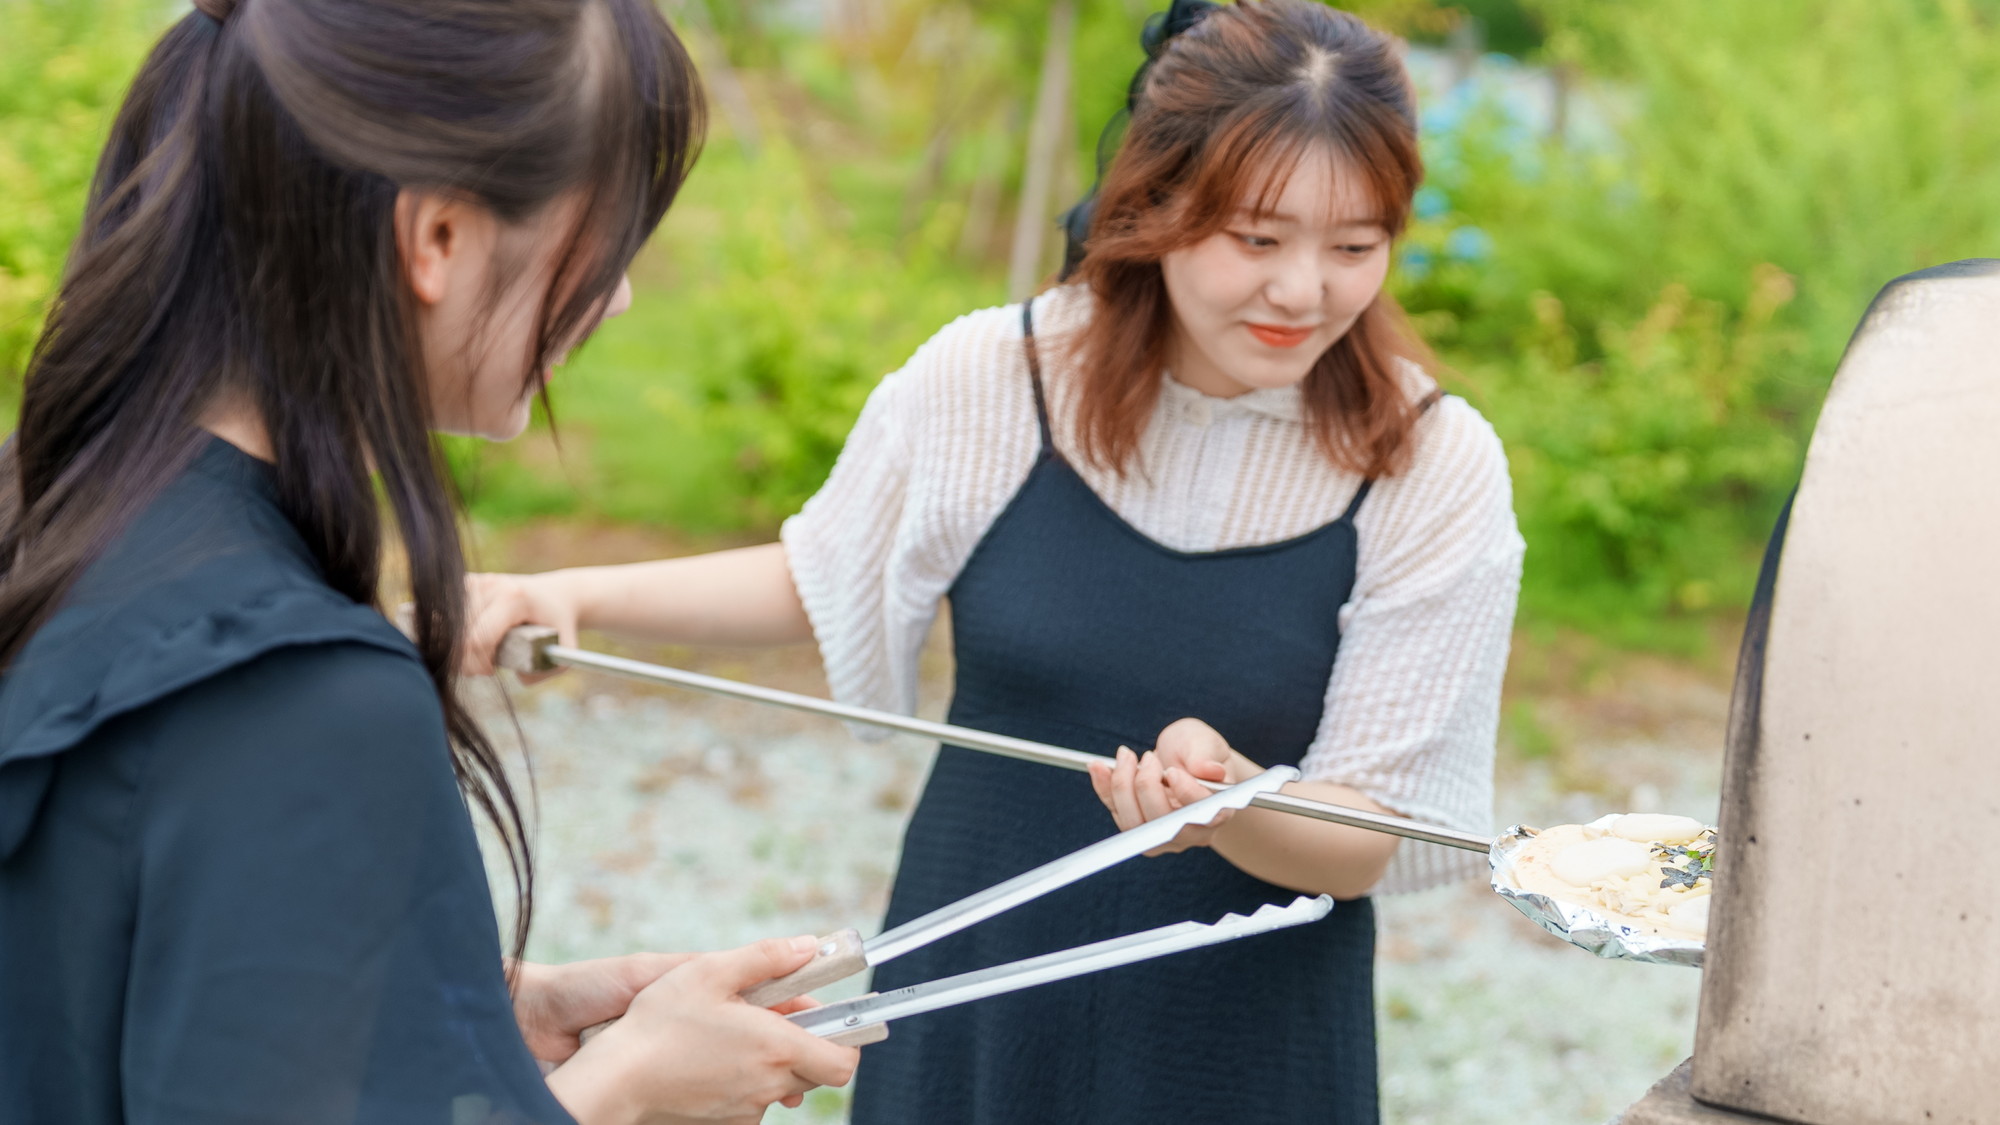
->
[1489,816,1706,968]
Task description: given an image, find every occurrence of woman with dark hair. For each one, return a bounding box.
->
[0,1,858,1121]
[463,2,1522,1122]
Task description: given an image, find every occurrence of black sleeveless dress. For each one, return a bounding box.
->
[849,302,1382,1125]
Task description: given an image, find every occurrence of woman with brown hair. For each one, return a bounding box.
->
[463,1,1520,1121]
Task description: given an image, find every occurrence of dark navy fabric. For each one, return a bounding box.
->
[850,303,1380,1125]
[0,438,571,1125]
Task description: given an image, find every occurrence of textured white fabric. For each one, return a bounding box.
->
[781,285,1523,892]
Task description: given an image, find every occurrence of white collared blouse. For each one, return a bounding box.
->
[781,285,1523,892]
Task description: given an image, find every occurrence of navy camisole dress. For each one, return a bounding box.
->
[849,303,1383,1125]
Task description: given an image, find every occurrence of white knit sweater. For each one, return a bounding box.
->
[781,285,1523,892]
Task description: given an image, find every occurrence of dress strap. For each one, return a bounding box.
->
[1021,299,1055,455]
[1339,479,1374,523]
[1341,390,1446,523]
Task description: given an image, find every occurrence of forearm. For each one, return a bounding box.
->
[1211,756,1401,900]
[549,542,813,647]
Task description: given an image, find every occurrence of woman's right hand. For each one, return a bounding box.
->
[546,935,862,1125]
[1088,718,1248,855]
[462,571,580,677]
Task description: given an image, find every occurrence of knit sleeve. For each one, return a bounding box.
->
[1301,397,1524,893]
[781,304,1042,724]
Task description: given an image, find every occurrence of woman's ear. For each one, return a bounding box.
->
[395,190,479,307]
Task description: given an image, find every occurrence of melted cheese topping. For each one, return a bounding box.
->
[1506,815,1714,940]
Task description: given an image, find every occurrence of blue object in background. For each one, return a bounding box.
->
[1445,226,1495,263]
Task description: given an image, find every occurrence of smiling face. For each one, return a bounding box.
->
[1158,147,1392,398]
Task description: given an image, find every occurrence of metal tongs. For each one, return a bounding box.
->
[791,897,1332,1045]
[573,767,1330,1045]
[749,767,1330,1045]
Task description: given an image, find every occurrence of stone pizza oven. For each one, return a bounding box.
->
[1620,259,2000,1124]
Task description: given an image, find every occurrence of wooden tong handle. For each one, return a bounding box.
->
[580,1009,887,1049]
[741,928,869,1008]
[573,930,875,1049]
[821,999,891,1047]
[391,612,555,676]
[496,624,559,674]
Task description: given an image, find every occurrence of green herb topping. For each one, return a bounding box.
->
[1654,831,1717,890]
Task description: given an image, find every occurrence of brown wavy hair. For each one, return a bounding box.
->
[1066,0,1433,477]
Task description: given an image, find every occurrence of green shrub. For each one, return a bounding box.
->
[452,139,1004,531]
[1397,0,2000,638]
[0,0,164,412]
[1468,272,1805,644]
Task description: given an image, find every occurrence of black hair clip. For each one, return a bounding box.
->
[1057,0,1221,280]
[1140,0,1224,65]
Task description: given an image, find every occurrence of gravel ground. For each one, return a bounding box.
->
[471,641,1725,1125]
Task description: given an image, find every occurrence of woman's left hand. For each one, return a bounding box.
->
[514,954,694,1065]
[515,954,829,1075]
[1087,717,1252,855]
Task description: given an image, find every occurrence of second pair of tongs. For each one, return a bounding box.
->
[790,895,1332,1045]
[743,767,1332,1044]
[571,759,1328,1048]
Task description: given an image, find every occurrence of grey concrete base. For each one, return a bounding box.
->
[1614,1060,1796,1125]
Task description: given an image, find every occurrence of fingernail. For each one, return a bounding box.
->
[791,935,818,954]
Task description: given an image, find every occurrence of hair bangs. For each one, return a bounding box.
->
[1181,109,1406,243]
[1182,107,1316,233]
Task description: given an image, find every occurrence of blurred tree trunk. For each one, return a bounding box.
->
[670,0,763,156]
[827,0,876,41]
[958,101,1020,264]
[1549,60,1575,140]
[1054,103,1083,261]
[1008,0,1076,301]
[898,8,970,244]
[1447,13,1483,88]
[901,125,955,242]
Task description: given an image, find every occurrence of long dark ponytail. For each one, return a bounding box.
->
[0,0,705,961]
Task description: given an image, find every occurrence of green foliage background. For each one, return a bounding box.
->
[0,0,161,420]
[4,0,1998,649]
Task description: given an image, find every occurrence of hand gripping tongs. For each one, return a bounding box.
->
[752,765,1335,1046]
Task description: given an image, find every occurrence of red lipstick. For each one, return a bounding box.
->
[1247,322,1315,348]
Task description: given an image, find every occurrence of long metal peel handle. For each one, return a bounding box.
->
[740,928,869,1008]
[488,624,1494,852]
